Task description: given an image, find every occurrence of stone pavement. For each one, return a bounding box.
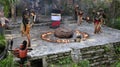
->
[5,20,120,59]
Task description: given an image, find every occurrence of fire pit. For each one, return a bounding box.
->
[41,27,89,43]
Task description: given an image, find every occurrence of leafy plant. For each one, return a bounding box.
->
[0,35,7,48]
[58,56,72,65]
[112,17,120,30]
[116,63,120,67]
[103,45,110,52]
[0,52,14,67]
[48,56,73,67]
[112,60,120,67]
[0,0,18,17]
[72,63,78,67]
[78,59,90,67]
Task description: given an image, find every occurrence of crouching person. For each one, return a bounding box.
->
[12,40,32,67]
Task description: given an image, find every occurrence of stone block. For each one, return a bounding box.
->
[48,55,58,59]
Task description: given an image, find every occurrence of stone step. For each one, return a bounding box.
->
[82,55,108,60]
[80,45,105,53]
[82,49,104,55]
[5,30,12,34]
[81,49,105,57]
[90,60,110,67]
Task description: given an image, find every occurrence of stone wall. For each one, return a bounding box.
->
[42,42,120,67]
[80,43,116,67]
[46,52,71,64]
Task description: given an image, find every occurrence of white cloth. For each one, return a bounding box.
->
[51,13,61,21]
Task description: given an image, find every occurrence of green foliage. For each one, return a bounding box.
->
[0,52,14,67]
[103,45,110,52]
[0,0,10,17]
[106,0,120,29]
[61,1,74,16]
[115,47,120,53]
[112,60,120,67]
[58,56,72,65]
[107,10,120,29]
[116,63,120,67]
[8,0,17,4]
[72,63,78,67]
[115,17,120,29]
[0,0,17,17]
[0,35,7,48]
[49,59,90,67]
[111,0,120,18]
[78,60,90,67]
[51,64,54,67]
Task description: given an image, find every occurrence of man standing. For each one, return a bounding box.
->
[77,10,84,25]
[21,8,31,47]
[74,5,79,23]
[94,11,102,34]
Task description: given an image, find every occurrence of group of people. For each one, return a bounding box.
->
[21,8,36,47]
[0,5,107,67]
[0,9,30,67]
[74,5,106,34]
[18,8,36,67]
[12,8,36,67]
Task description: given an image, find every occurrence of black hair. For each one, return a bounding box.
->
[21,40,27,50]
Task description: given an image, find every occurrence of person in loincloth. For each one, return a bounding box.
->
[21,8,31,47]
[94,11,102,34]
[77,10,84,25]
[12,40,32,67]
[21,8,29,36]
[74,5,79,23]
[99,8,106,25]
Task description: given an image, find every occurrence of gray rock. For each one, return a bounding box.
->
[54,27,73,38]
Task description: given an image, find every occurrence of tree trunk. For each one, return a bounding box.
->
[11,4,16,22]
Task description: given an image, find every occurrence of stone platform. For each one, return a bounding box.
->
[28,22,120,57]
[5,21,120,66]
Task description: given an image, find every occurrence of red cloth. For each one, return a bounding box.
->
[51,21,60,27]
[94,20,100,24]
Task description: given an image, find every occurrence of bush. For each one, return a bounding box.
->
[112,60,120,67]
[0,52,14,67]
[0,35,7,48]
[113,17,120,30]
[78,60,90,67]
